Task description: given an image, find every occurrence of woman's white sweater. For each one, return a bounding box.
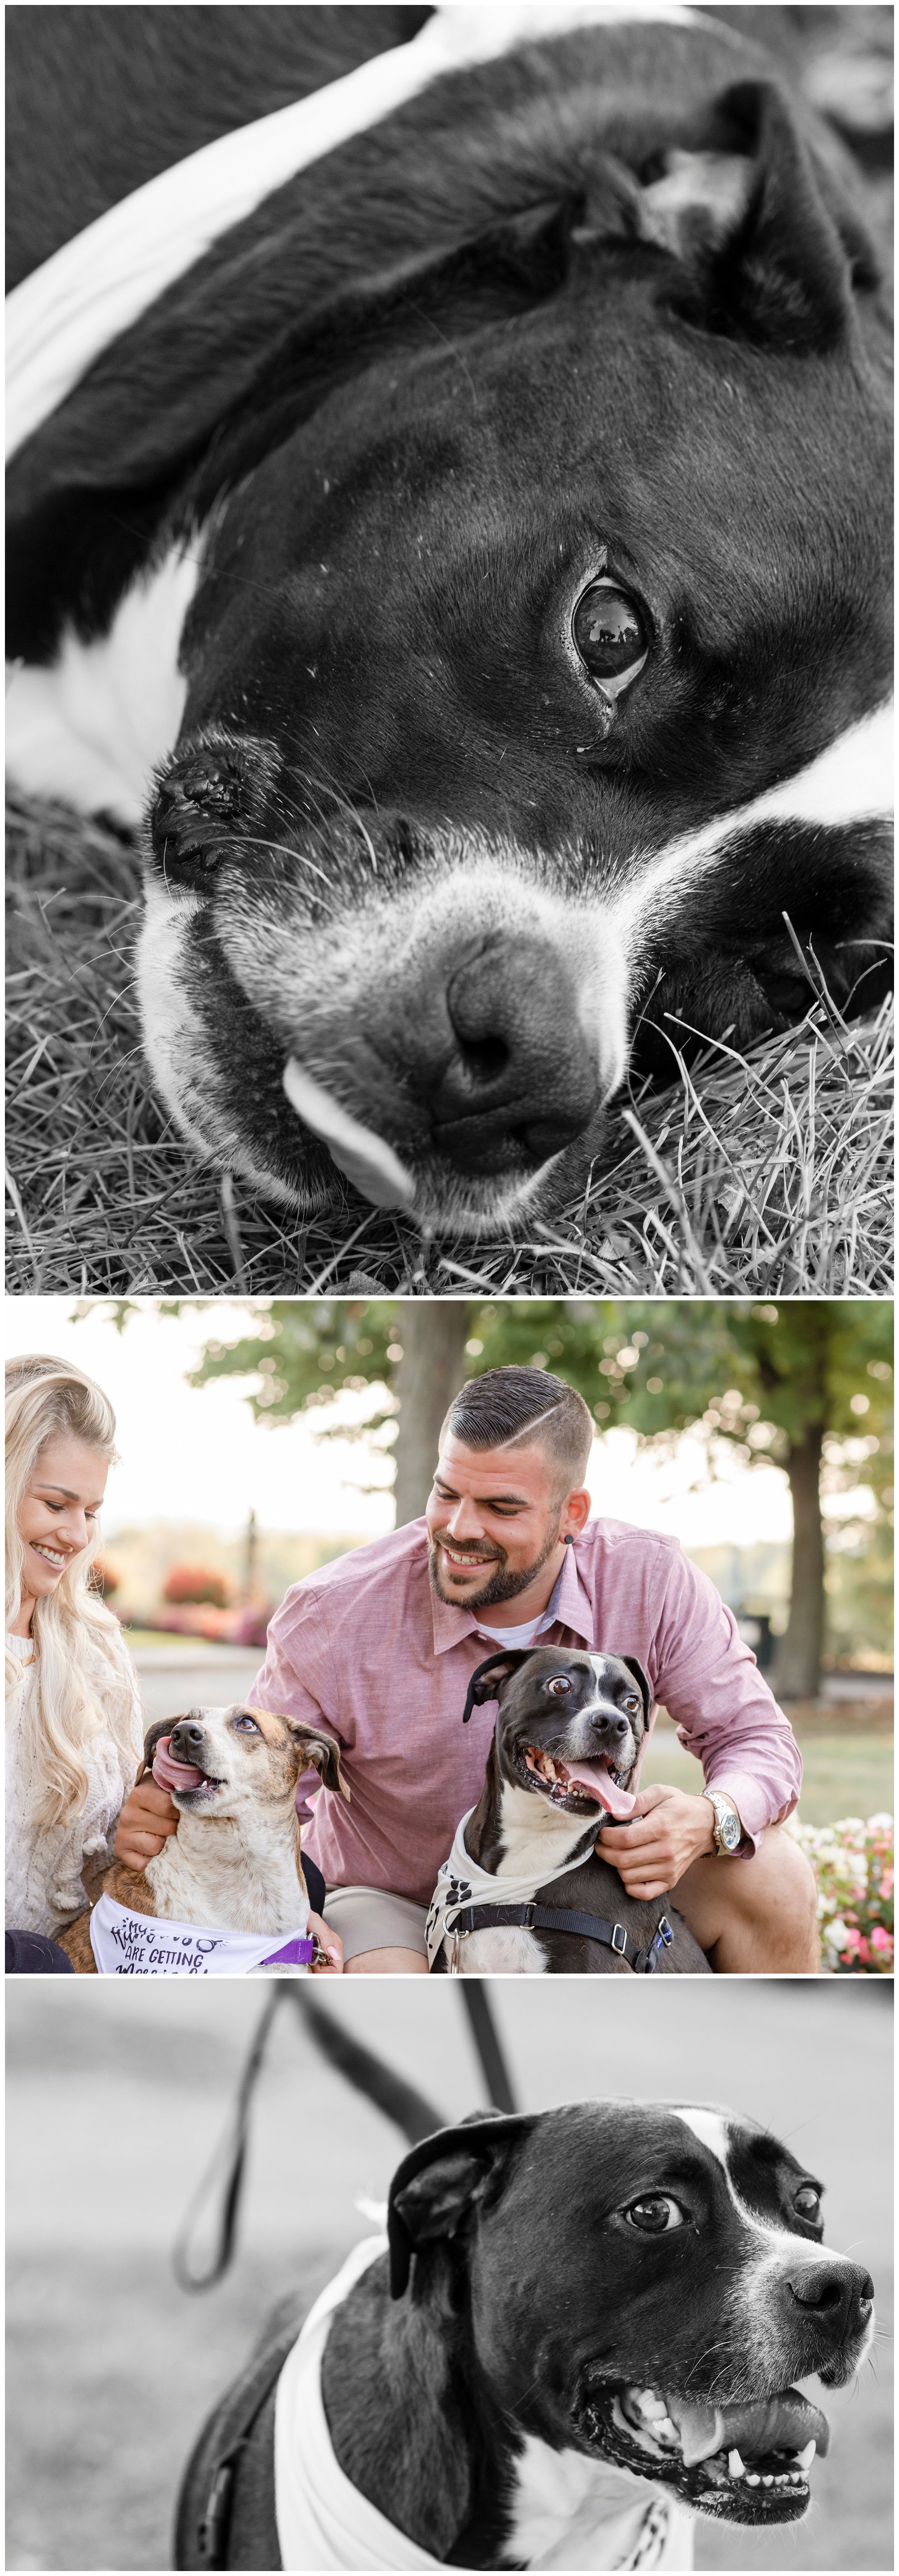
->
[5,1626,143,1936]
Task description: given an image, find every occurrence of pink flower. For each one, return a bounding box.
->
[879,1872,894,1899]
[870,1927,892,1954]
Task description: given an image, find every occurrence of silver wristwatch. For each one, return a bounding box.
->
[703,1789,743,1855]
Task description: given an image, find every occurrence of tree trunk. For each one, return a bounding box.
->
[770,1430,824,1700]
[393,1304,474,1524]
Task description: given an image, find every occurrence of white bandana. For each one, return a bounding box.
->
[425,1805,597,1968]
[6,2,700,459]
[89,1892,315,1976]
[274,2235,694,2570]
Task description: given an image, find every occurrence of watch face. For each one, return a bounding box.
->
[719,1808,741,1851]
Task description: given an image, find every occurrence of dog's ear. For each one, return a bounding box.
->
[619,1658,653,1730]
[461,1649,537,1725]
[631,80,875,351]
[279,1715,351,1802]
[387,2112,538,2298]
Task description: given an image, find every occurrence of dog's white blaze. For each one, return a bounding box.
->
[671,2103,868,2376]
[5,544,200,825]
[611,697,893,951]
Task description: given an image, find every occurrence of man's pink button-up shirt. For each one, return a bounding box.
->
[250,1515,802,1905]
[250,1514,798,1906]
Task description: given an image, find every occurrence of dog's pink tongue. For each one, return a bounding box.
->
[563,1759,636,1818]
[152,1734,204,1792]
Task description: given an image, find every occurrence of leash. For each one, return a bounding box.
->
[172,1990,443,2292]
[449,1901,674,1974]
[173,1986,516,2291]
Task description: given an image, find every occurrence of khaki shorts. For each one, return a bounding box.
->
[323,1884,429,1963]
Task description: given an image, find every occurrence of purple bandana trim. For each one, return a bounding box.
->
[261,1934,316,1968]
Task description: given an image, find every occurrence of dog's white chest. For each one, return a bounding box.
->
[505,2436,694,2569]
[443,1923,548,1975]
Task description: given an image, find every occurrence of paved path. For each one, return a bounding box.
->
[130,1642,263,1725]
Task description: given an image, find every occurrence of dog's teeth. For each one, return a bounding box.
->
[728,2450,744,2479]
[795,2441,815,2472]
[637,2393,667,2419]
[745,2473,761,2487]
[761,2475,773,2487]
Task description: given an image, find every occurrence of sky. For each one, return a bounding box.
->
[3,1295,811,1550]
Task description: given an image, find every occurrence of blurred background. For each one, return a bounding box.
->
[8,1295,894,1843]
[5,1979,892,2572]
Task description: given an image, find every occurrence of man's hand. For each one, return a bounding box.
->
[115,1774,178,1867]
[600,1783,716,1900]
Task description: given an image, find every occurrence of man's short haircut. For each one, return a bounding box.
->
[441,1367,593,1492]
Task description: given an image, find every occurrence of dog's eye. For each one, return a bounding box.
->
[572,580,648,693]
[794,2185,821,2220]
[624,2195,685,2234]
[546,1676,573,1696]
[623,1694,640,1714]
[234,1715,260,1734]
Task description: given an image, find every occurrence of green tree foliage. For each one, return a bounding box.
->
[78,1296,893,1695]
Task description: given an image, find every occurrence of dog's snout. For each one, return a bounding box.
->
[170,1719,206,1756]
[786,2259,874,2343]
[427,935,599,1174]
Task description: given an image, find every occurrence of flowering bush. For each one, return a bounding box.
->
[787,1812,894,1973]
[162,1563,231,1608]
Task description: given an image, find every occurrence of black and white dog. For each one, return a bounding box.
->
[176,2097,874,2570]
[427,1646,710,1974]
[6,6,892,1238]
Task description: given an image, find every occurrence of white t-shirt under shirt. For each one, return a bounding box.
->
[475,1610,555,1649]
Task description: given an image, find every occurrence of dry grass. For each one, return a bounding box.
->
[6,793,893,1298]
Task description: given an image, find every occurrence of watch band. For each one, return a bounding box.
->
[703,1789,743,1855]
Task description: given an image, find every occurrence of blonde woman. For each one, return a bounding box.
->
[6,1355,142,1964]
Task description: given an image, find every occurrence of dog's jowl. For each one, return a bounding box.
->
[177,2097,875,2571]
[6,7,892,1237]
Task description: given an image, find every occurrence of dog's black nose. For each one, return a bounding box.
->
[427,936,600,1174]
[787,2259,874,2345]
[170,1720,206,1756]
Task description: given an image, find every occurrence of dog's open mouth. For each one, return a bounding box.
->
[172,1772,227,1804]
[519,1743,636,1819]
[580,2380,828,2523]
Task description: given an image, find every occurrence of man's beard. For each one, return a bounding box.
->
[428,1517,562,1610]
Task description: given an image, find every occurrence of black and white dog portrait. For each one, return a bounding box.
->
[5,4,893,1264]
[6,1978,892,2572]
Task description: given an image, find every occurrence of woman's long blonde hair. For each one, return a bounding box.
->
[6,1355,137,1826]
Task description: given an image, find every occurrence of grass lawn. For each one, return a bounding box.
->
[642,1717,894,1828]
